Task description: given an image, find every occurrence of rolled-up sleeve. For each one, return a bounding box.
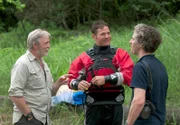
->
[8,62,29,97]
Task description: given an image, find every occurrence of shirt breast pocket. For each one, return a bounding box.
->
[28,68,45,89]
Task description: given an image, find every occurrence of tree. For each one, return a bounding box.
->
[0,0,25,32]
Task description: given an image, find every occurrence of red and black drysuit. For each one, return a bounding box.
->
[68,44,134,125]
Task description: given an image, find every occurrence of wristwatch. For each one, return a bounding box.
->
[25,112,33,120]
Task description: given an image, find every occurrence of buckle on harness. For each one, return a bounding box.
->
[115,93,124,102]
[86,93,124,105]
[86,95,95,105]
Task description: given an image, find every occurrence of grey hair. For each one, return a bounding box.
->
[27,29,51,50]
[133,24,162,53]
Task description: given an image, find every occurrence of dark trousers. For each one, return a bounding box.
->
[14,115,44,125]
[85,104,123,125]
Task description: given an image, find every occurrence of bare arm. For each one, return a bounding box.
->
[52,74,72,96]
[126,88,146,125]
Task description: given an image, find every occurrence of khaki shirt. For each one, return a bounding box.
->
[8,50,53,125]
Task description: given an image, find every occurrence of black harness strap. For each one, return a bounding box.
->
[141,60,153,101]
[86,47,117,90]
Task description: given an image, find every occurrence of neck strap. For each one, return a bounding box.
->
[141,60,153,101]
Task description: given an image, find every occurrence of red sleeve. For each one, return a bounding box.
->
[67,52,88,89]
[115,48,134,86]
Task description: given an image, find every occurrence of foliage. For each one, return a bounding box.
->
[0,0,24,10]
[0,0,179,32]
[0,21,34,48]
[17,0,180,30]
[50,104,84,125]
[156,17,180,108]
[0,97,13,125]
[0,47,25,95]
[0,0,25,32]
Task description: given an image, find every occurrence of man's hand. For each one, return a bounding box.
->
[78,80,91,91]
[91,76,105,86]
[57,74,73,85]
[52,74,73,96]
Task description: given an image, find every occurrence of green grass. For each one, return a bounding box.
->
[156,18,180,108]
[0,17,180,124]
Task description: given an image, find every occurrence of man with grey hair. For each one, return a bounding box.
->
[8,29,71,125]
[125,24,168,125]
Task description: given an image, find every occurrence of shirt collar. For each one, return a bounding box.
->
[93,44,111,54]
[26,50,36,62]
[138,54,155,62]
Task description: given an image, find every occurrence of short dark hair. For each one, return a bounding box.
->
[91,20,109,34]
[134,24,162,53]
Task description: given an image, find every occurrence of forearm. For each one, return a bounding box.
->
[69,79,79,90]
[69,72,86,90]
[115,49,134,86]
[126,88,146,124]
[127,106,140,124]
[127,101,144,125]
[52,74,72,96]
[52,81,62,96]
[104,72,123,85]
[9,96,31,115]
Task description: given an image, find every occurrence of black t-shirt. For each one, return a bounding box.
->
[130,54,168,124]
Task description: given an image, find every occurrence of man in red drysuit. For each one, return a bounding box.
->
[68,20,134,125]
